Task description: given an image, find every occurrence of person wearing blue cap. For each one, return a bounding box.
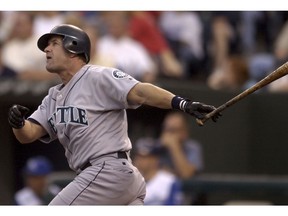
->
[14,156,60,205]
[133,137,184,205]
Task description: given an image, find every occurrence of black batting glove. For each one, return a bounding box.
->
[171,96,221,122]
[184,101,221,122]
[8,105,30,129]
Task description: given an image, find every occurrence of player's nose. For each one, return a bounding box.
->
[44,47,49,53]
[44,44,52,53]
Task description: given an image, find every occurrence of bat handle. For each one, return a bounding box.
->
[195,108,220,126]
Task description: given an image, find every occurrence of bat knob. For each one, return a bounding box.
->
[196,118,204,126]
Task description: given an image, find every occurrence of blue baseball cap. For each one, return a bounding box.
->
[23,156,53,176]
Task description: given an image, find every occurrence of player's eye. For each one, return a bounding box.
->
[48,39,61,47]
[52,41,59,46]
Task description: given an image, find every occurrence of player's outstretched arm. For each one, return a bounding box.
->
[128,82,175,109]
[127,82,221,122]
[8,105,47,144]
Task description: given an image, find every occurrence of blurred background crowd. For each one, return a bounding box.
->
[2,11,288,92]
[2,11,288,205]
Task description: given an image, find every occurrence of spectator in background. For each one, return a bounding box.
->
[267,19,288,93]
[96,11,157,83]
[159,11,205,79]
[0,41,17,78]
[14,156,60,205]
[82,24,109,66]
[239,12,286,92]
[207,12,242,80]
[1,12,58,81]
[207,54,250,91]
[158,111,204,179]
[128,11,183,79]
[240,11,285,56]
[133,137,184,205]
[245,15,288,93]
[240,11,266,56]
[156,111,205,204]
[32,11,65,38]
[62,11,88,29]
[0,11,15,43]
[268,18,288,93]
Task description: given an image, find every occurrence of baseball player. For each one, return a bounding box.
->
[8,24,221,205]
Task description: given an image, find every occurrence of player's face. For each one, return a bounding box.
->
[26,175,47,197]
[44,36,71,73]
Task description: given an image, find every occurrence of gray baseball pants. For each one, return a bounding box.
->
[49,155,146,205]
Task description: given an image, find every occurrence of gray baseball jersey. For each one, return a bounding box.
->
[28,65,146,205]
[28,65,140,172]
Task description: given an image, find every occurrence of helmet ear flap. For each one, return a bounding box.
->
[63,36,80,54]
[62,36,89,63]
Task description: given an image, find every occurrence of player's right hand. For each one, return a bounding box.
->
[8,104,30,129]
[184,101,221,122]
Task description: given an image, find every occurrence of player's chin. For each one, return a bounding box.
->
[46,65,60,74]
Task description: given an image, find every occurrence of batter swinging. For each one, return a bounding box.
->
[8,24,220,205]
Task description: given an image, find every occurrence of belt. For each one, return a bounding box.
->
[80,151,128,171]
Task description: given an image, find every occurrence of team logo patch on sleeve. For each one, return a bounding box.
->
[112,70,128,79]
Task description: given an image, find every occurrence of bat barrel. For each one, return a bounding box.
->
[196,61,288,126]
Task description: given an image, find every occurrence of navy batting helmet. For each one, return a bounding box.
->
[37,24,91,63]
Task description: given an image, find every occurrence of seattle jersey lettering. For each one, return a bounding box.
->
[48,106,88,133]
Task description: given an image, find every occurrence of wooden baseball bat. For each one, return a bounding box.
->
[196,61,288,126]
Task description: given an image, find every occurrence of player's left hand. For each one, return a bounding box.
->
[184,101,221,122]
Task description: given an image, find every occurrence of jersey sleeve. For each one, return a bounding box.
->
[99,68,141,110]
[27,93,57,144]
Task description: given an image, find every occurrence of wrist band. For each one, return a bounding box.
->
[171,96,189,111]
